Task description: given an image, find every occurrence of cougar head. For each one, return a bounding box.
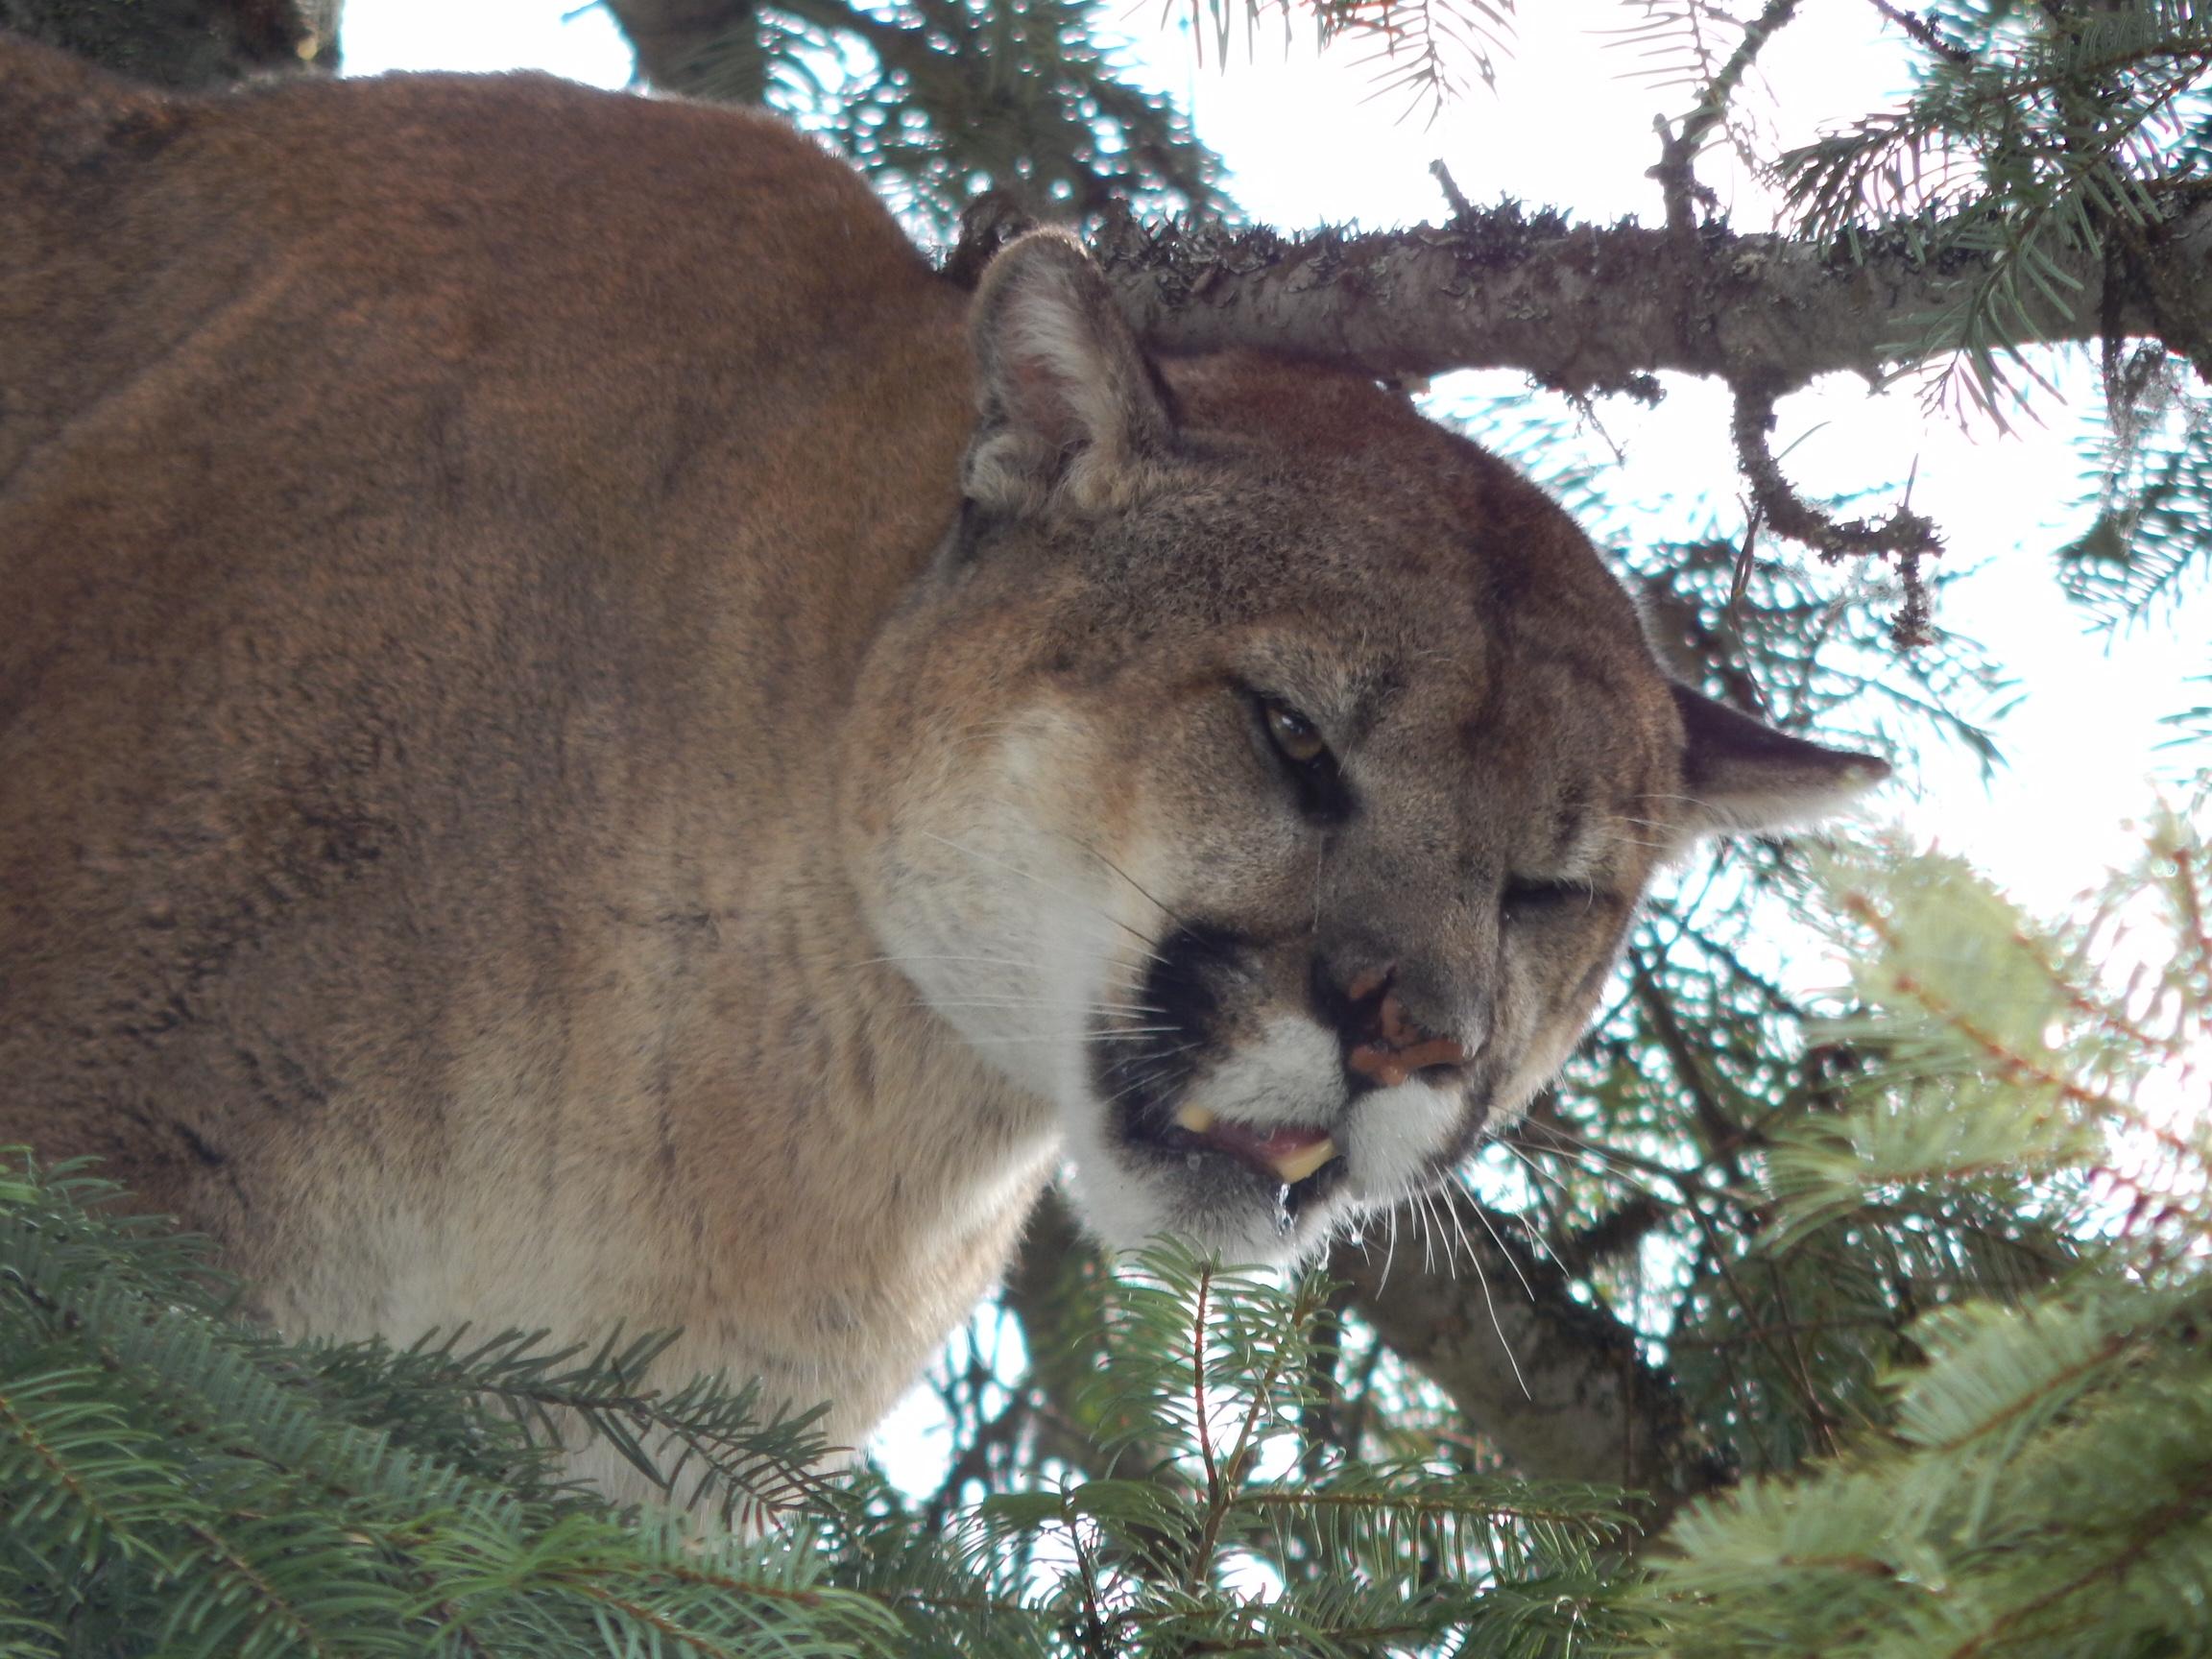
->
[843,232,1885,1262]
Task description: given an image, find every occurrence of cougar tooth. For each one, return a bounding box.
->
[1268,1138,1337,1185]
[1173,1104,1217,1134]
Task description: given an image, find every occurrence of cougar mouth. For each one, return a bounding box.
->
[1087,919,1353,1237]
[1164,1103,1339,1184]
[1120,1097,1351,1219]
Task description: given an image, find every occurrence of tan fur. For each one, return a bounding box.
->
[0,42,1880,1495]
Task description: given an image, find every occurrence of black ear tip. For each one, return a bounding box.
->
[1671,683,1888,776]
[1801,743,1891,790]
[1815,750,1893,804]
[947,191,1039,289]
[1671,681,1892,831]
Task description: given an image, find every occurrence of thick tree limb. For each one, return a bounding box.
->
[1091,196,2212,397]
[601,0,757,99]
[2,0,338,84]
[469,0,2212,405]
[1328,1190,1722,1528]
[999,1187,1178,1484]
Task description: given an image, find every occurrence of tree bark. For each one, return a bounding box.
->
[1090,195,2212,396]
[3,0,338,85]
[1007,1187,1719,1530]
[1328,1190,1720,1527]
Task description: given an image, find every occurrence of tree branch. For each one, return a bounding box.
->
[1092,193,2212,398]
[1329,1190,1724,1530]
[599,0,755,98]
[1650,0,1800,238]
[1861,0,1977,65]
[2,0,337,85]
[999,1188,1177,1483]
[1006,1185,1719,1530]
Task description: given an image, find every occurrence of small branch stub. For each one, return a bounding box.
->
[1729,383,1944,643]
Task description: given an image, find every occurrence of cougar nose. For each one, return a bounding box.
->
[1331,965,1471,1090]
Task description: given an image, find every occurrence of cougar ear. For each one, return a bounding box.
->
[965,229,1171,518]
[1672,683,1890,836]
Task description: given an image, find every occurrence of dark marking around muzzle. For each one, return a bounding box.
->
[1091,921,1249,1133]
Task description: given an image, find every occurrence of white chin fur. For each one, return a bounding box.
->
[1338,1074,1464,1204]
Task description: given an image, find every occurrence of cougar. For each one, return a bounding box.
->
[0,39,1884,1492]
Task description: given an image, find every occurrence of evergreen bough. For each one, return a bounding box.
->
[1641,784,2212,1655]
[0,1168,1630,1654]
[5,782,2208,1655]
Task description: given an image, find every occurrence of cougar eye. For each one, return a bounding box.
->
[1246,691,1351,823]
[1262,702,1330,767]
[1502,878,1600,922]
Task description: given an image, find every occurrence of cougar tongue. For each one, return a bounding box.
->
[1172,1105,1337,1184]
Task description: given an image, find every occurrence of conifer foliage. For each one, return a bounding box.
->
[5,785,2208,1652]
[1642,787,2212,1656]
[0,1161,874,1655]
[0,1162,1635,1655]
